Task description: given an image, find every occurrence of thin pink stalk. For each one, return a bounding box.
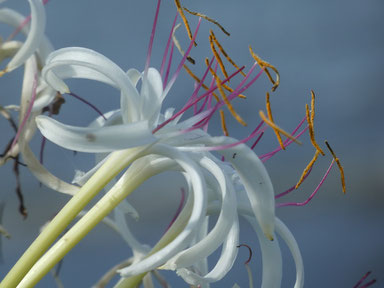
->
[274,167,313,199]
[144,0,162,80]
[162,17,202,99]
[196,60,217,115]
[260,116,308,162]
[163,41,175,86]
[160,14,178,77]
[276,159,335,208]
[353,271,377,288]
[7,0,50,41]
[250,126,266,150]
[11,73,38,150]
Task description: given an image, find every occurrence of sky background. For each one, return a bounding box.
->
[0,0,383,287]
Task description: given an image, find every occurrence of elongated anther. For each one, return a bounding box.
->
[266,92,285,150]
[325,141,346,194]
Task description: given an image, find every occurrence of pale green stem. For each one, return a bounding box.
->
[17,158,152,287]
[0,147,146,288]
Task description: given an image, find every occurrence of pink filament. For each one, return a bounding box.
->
[7,0,50,41]
[11,72,38,150]
[160,13,178,78]
[276,159,335,208]
[162,17,202,99]
[353,271,377,288]
[144,0,162,79]
[274,167,313,200]
[68,92,106,120]
[163,41,175,87]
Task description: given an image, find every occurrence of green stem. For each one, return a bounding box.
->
[0,147,144,288]
[17,153,152,287]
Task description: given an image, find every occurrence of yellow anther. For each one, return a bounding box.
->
[174,0,197,46]
[209,62,247,126]
[266,92,285,150]
[306,102,325,156]
[184,63,245,101]
[259,110,302,145]
[219,110,229,136]
[209,34,229,79]
[210,30,246,77]
[0,68,7,77]
[183,7,230,36]
[249,46,280,91]
[310,90,316,126]
[295,150,320,189]
[325,141,346,194]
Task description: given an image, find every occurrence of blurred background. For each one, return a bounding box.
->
[0,0,383,287]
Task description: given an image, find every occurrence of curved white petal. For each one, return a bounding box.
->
[275,218,304,288]
[140,67,163,125]
[176,216,239,285]
[217,141,275,240]
[164,156,237,270]
[118,144,207,277]
[36,115,156,153]
[42,47,141,122]
[6,0,45,71]
[244,214,282,288]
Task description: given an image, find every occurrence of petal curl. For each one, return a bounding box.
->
[36,115,156,153]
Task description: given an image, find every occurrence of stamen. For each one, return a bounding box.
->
[237,244,253,265]
[259,110,301,145]
[162,17,201,99]
[68,92,107,120]
[183,63,220,102]
[144,0,162,77]
[154,65,245,133]
[266,92,285,150]
[295,150,320,189]
[219,110,229,136]
[209,34,228,79]
[325,141,346,194]
[275,167,313,199]
[0,106,18,132]
[249,46,280,91]
[251,129,265,150]
[160,14,178,77]
[174,0,196,46]
[208,61,247,126]
[183,7,230,36]
[306,93,325,155]
[210,30,246,77]
[277,159,335,208]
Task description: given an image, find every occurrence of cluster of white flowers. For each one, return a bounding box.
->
[0,1,348,288]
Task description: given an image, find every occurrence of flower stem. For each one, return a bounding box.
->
[0,147,145,288]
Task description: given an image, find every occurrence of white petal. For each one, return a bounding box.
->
[118,144,207,277]
[140,68,163,125]
[6,0,45,71]
[176,216,239,285]
[275,218,304,288]
[19,138,80,195]
[218,141,276,240]
[244,215,282,288]
[164,156,237,270]
[36,115,156,153]
[42,47,141,122]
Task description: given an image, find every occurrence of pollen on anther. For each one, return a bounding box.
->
[249,46,280,91]
[306,91,325,156]
[266,92,285,150]
[219,110,229,136]
[325,141,346,194]
[259,110,301,145]
[295,150,320,189]
[174,0,196,46]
